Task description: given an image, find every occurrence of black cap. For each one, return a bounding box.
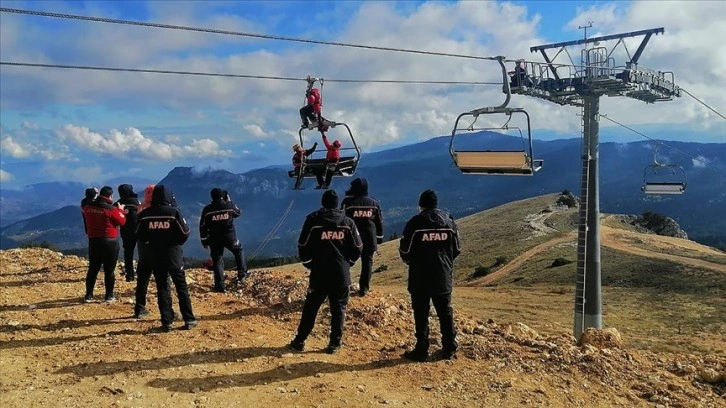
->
[418,189,438,209]
[99,186,113,198]
[210,187,224,200]
[85,187,98,200]
[321,189,339,209]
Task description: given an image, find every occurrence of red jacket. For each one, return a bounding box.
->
[307,88,322,114]
[82,196,126,239]
[323,134,340,162]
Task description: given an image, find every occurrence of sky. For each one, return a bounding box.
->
[1,0,724,188]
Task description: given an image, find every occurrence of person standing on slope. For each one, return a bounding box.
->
[199,188,249,293]
[136,185,196,332]
[398,189,461,362]
[289,189,362,354]
[81,186,126,303]
[341,178,384,297]
[115,184,141,282]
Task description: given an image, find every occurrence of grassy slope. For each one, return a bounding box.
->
[365,193,725,354]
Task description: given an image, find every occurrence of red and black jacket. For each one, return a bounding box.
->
[82,195,126,239]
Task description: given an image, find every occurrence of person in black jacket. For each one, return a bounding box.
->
[289,189,362,354]
[199,188,248,293]
[341,178,384,297]
[398,189,461,362]
[136,185,196,332]
[115,184,141,282]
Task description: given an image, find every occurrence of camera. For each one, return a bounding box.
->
[222,190,229,201]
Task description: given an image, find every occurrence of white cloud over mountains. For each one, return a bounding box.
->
[55,125,233,160]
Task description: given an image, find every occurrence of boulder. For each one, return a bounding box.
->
[578,327,623,349]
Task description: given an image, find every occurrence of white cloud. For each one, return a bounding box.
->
[0,136,32,158]
[692,155,709,168]
[21,120,40,130]
[243,124,267,138]
[0,169,14,182]
[55,125,233,160]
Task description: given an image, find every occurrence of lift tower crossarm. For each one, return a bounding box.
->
[529,27,664,52]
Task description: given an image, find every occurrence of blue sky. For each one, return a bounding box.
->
[1,0,724,188]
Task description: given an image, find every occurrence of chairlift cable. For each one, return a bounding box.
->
[248,199,295,260]
[600,114,726,174]
[680,88,726,120]
[0,61,498,85]
[0,7,501,62]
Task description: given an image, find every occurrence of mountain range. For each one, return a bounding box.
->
[1,132,725,257]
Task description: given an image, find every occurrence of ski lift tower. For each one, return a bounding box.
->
[511,27,681,340]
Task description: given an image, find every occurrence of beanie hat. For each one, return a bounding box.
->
[99,186,113,198]
[210,188,224,200]
[321,189,339,209]
[85,187,98,200]
[418,189,438,209]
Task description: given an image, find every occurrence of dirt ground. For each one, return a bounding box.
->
[0,248,724,407]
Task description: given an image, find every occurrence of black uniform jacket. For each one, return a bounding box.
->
[199,198,241,245]
[399,208,461,295]
[115,184,141,239]
[340,178,384,251]
[298,208,363,289]
[136,185,190,269]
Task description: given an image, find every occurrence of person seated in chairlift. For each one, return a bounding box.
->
[509,60,531,87]
[292,142,318,176]
[316,132,341,189]
[300,87,323,129]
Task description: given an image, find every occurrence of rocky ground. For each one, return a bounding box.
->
[0,248,724,407]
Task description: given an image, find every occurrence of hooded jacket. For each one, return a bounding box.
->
[136,185,190,269]
[115,184,141,239]
[399,208,461,295]
[82,194,126,239]
[322,134,340,162]
[340,178,384,251]
[307,88,322,114]
[298,208,363,289]
[81,188,98,235]
[199,191,242,245]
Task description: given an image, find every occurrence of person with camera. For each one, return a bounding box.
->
[81,186,126,303]
[199,188,248,293]
[115,184,141,282]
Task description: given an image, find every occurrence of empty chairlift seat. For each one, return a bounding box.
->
[453,151,542,175]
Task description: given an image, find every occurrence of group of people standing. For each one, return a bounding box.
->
[80,177,462,362]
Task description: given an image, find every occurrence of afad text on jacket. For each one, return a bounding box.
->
[298,208,363,290]
[399,208,461,295]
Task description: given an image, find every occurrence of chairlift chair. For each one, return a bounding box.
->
[288,122,361,189]
[641,146,686,195]
[449,108,543,175]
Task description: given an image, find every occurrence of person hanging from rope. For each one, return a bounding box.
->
[300,86,323,130]
[292,142,318,189]
[315,131,341,190]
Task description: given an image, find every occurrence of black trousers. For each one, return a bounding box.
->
[300,105,318,126]
[153,264,195,326]
[358,248,375,292]
[410,292,457,353]
[294,286,350,347]
[86,237,119,298]
[209,237,247,290]
[121,234,137,278]
[134,243,153,313]
[315,163,336,187]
